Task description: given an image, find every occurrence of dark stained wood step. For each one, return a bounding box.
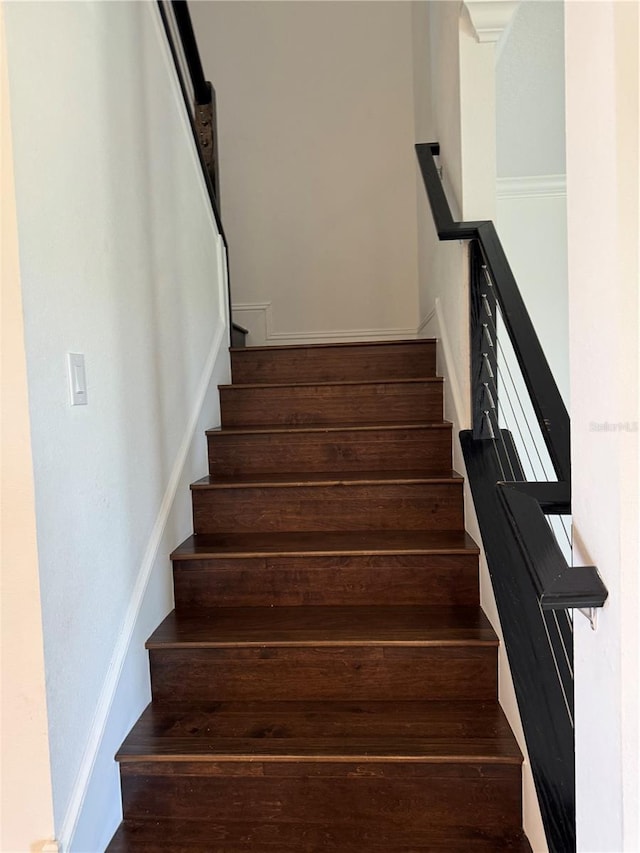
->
[147,607,498,702]
[207,422,453,476]
[191,473,465,535]
[109,331,529,849]
[118,760,521,836]
[108,818,532,852]
[192,469,461,487]
[173,552,479,609]
[171,530,480,559]
[220,378,443,427]
[230,339,437,384]
[116,700,522,763]
[207,418,445,433]
[172,530,480,608]
[147,606,497,648]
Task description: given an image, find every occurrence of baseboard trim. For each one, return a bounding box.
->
[59,321,227,853]
[267,327,419,345]
[416,307,436,336]
[232,302,418,346]
[419,299,468,429]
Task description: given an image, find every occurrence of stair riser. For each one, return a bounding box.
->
[149,646,497,702]
[230,341,437,384]
[121,762,521,830]
[173,555,479,608]
[193,482,464,535]
[208,427,452,476]
[220,381,443,427]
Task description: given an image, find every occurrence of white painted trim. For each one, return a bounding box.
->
[232,301,272,313]
[417,306,436,336]
[267,327,418,345]
[423,298,468,429]
[497,174,567,200]
[231,301,273,344]
[232,301,417,346]
[217,236,230,330]
[463,0,520,44]
[59,321,227,853]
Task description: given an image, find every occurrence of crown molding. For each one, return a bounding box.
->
[463,0,520,44]
[497,174,567,200]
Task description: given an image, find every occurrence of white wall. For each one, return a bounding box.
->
[565,2,639,850]
[496,1,569,406]
[496,0,566,179]
[496,186,569,405]
[3,2,230,849]
[415,3,547,849]
[190,0,420,344]
[0,7,57,851]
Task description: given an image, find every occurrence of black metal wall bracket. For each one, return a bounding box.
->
[497,483,608,612]
[504,480,571,515]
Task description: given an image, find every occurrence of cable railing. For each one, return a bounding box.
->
[157,0,248,346]
[417,142,608,853]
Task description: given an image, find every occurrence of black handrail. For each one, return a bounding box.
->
[477,222,571,483]
[416,143,484,240]
[418,140,609,853]
[499,484,609,610]
[416,141,607,610]
[170,0,210,105]
[417,143,570,483]
[157,1,223,235]
[157,0,247,345]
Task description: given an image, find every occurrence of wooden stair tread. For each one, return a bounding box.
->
[108,818,532,852]
[191,469,462,489]
[171,530,480,559]
[206,420,452,435]
[146,606,497,648]
[220,376,443,390]
[230,338,436,352]
[116,700,522,763]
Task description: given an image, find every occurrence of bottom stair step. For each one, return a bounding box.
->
[113,701,524,846]
[107,818,532,852]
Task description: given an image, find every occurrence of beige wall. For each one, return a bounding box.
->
[190,1,420,344]
[0,7,56,850]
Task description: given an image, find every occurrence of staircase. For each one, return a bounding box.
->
[107,339,531,852]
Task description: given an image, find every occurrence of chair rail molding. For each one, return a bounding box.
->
[463,0,519,45]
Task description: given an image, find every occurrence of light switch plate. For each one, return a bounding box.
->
[68,353,87,406]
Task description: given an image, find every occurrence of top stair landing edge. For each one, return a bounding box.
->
[230,339,437,385]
